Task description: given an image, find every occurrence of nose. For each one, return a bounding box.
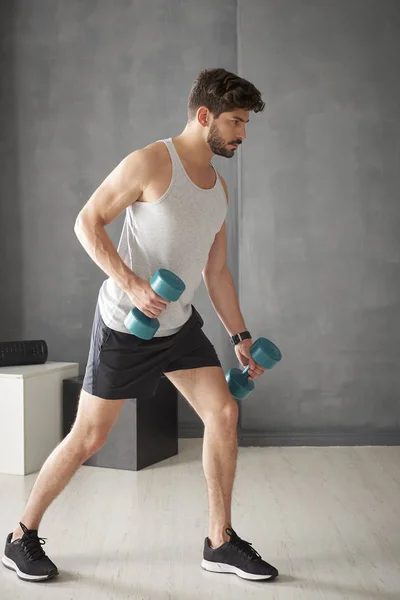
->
[238,125,246,141]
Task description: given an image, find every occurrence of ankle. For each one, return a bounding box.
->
[11,525,24,542]
[11,520,39,542]
[208,523,232,549]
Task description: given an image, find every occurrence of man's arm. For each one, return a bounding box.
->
[74,146,169,318]
[74,150,145,293]
[202,175,247,337]
[203,175,264,380]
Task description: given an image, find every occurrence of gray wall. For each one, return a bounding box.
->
[1,0,399,444]
[0,0,238,427]
[238,0,400,445]
[0,3,22,337]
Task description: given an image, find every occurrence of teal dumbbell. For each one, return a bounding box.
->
[124,269,185,339]
[226,337,282,400]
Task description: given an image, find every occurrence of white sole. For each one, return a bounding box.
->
[201,559,275,580]
[1,555,56,582]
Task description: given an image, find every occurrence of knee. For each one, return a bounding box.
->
[68,425,109,459]
[84,431,108,457]
[205,399,239,432]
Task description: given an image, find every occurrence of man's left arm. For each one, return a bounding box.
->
[202,175,264,380]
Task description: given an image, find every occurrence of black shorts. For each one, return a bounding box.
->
[82,303,221,399]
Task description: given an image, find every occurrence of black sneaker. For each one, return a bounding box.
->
[201,526,279,581]
[2,522,59,582]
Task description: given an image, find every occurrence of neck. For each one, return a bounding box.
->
[173,125,214,167]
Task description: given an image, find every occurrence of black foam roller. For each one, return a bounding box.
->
[0,340,48,367]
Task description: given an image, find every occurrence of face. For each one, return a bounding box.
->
[206,109,249,158]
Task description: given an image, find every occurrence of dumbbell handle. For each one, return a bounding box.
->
[124,268,186,339]
[232,339,282,380]
[236,364,251,384]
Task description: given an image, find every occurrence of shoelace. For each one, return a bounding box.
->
[226,527,262,561]
[19,523,47,562]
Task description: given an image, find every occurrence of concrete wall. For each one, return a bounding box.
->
[238,0,400,444]
[0,0,238,428]
[1,0,399,444]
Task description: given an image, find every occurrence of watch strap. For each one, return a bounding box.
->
[230,330,251,345]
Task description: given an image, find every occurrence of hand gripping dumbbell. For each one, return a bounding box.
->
[124,269,185,339]
[225,337,282,400]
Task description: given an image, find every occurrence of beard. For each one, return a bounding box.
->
[206,121,241,158]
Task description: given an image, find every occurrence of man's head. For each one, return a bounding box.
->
[187,68,265,157]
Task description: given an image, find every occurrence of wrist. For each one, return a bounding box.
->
[228,322,248,337]
[120,270,141,294]
[230,330,252,346]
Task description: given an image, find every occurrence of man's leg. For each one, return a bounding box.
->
[164,364,279,581]
[12,390,125,541]
[164,366,238,548]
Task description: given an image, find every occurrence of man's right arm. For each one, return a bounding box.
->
[74,148,169,318]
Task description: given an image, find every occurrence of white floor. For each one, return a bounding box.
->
[0,439,399,600]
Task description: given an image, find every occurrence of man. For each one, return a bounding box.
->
[2,68,279,582]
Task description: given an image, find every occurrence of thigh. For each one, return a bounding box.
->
[162,314,221,375]
[72,389,126,438]
[164,366,234,421]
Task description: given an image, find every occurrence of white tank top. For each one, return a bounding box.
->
[97,138,227,336]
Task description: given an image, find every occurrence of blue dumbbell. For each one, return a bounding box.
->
[124,269,185,339]
[226,337,282,400]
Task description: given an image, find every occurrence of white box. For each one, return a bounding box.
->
[0,361,79,475]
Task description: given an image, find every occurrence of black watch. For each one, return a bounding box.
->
[230,330,251,346]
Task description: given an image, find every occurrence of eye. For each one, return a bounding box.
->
[233,119,239,125]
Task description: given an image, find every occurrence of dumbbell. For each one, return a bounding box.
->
[124,269,185,339]
[225,337,282,400]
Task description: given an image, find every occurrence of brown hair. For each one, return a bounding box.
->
[187,68,265,121]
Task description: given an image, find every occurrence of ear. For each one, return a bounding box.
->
[197,106,210,128]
